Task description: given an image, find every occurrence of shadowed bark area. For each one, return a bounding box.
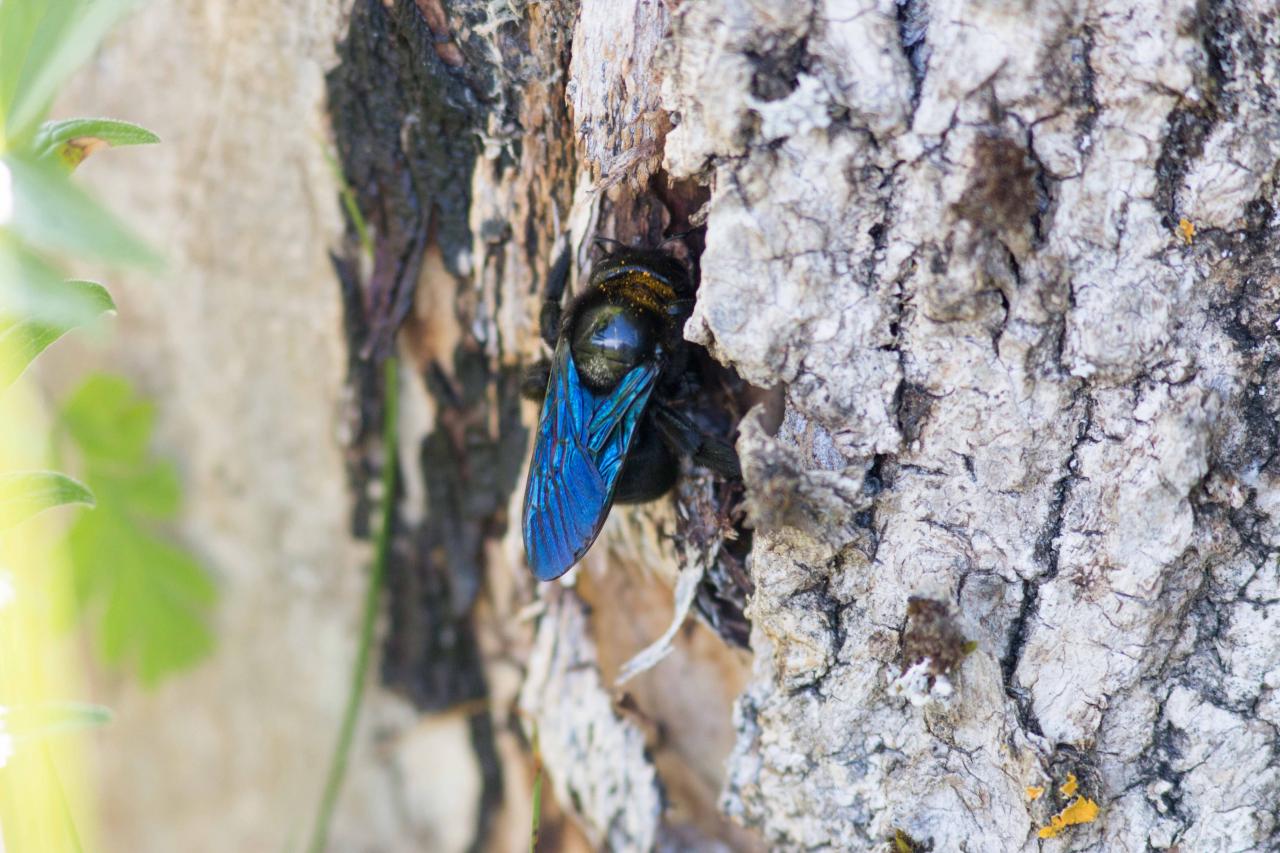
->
[326,2,539,847]
[329,0,1280,849]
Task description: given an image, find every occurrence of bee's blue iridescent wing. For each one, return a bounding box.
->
[521,343,659,580]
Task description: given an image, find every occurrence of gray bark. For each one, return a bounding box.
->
[57,0,1280,851]
[658,0,1280,849]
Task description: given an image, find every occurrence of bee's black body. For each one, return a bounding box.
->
[521,246,739,581]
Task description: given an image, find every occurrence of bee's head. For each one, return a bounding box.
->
[564,246,695,392]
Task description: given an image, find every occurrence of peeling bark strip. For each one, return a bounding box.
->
[326,1,548,847]
[520,591,664,850]
[328,0,497,702]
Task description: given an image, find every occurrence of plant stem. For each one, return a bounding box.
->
[319,143,373,261]
[306,356,399,853]
[529,724,543,853]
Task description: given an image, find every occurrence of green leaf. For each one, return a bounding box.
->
[3,154,158,267]
[0,235,69,322]
[0,470,94,530]
[0,278,114,391]
[60,375,218,684]
[33,118,159,170]
[0,0,144,144]
[0,237,117,328]
[59,373,155,466]
[7,703,113,737]
[34,118,158,168]
[98,460,181,518]
[70,510,216,686]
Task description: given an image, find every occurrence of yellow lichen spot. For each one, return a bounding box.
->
[1025,785,1045,801]
[1060,772,1079,797]
[1037,796,1100,839]
[1178,217,1195,244]
[892,828,913,853]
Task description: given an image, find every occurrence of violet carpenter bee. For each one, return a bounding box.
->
[521,244,741,581]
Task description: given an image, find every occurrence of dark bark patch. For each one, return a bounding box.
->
[328,0,498,363]
[380,355,528,708]
[895,0,930,107]
[954,135,1043,238]
[326,2,550,844]
[895,381,935,446]
[328,0,538,711]
[747,38,809,103]
[901,596,972,678]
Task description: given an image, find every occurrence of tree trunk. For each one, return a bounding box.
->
[67,0,1279,850]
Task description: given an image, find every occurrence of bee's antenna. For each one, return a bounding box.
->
[592,235,630,253]
[659,226,704,247]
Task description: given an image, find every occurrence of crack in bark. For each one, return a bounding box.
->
[1153,0,1245,230]
[894,0,930,110]
[999,392,1095,727]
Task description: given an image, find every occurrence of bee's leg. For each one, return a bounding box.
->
[653,403,742,480]
[614,424,679,503]
[521,358,551,401]
[539,243,572,348]
[524,244,571,402]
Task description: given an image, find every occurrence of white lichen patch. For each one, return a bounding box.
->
[688,128,902,458]
[888,659,954,707]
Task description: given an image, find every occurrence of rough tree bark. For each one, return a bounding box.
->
[331,0,1278,849]
[61,0,1279,850]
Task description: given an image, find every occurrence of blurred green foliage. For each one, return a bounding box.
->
[0,278,113,391]
[1,0,156,361]
[0,470,93,530]
[0,0,217,687]
[59,375,218,685]
[0,1,211,846]
[1,0,157,452]
[0,0,146,144]
[1,0,158,336]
